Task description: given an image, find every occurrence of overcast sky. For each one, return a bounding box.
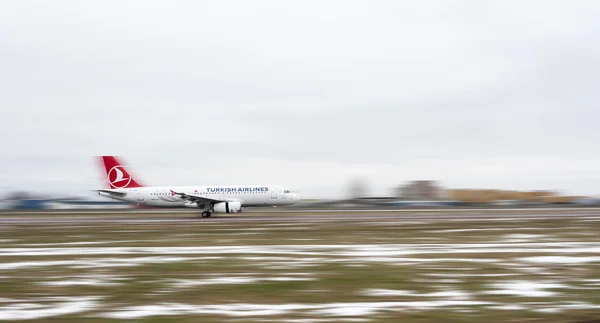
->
[2,0,600,199]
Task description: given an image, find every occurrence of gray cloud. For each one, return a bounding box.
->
[1,0,600,198]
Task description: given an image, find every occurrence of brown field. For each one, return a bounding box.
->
[0,211,599,322]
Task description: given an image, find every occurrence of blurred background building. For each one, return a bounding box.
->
[446,189,580,205]
[395,180,448,200]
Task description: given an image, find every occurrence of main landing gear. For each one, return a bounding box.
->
[201,211,212,218]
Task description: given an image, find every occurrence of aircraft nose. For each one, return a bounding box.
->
[292,193,300,202]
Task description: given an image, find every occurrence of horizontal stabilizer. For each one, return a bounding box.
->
[97,189,127,197]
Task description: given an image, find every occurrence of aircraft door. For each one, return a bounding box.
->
[271,188,277,199]
[137,189,145,204]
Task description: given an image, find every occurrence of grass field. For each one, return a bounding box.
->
[0,213,599,322]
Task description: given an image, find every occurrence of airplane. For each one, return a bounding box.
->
[96,156,300,217]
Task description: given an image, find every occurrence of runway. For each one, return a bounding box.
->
[1,208,600,224]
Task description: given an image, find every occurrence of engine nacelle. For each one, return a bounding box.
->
[213,201,242,213]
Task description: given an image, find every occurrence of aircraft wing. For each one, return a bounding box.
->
[169,190,233,204]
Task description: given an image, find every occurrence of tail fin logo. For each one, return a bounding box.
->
[108,166,132,189]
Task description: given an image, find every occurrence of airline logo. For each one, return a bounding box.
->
[108,166,132,189]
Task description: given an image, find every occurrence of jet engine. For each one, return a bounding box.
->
[213,201,242,213]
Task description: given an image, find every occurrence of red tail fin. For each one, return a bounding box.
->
[99,156,144,189]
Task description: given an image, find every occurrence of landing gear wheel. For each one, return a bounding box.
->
[201,211,211,218]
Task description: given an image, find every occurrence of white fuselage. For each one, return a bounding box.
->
[99,184,299,208]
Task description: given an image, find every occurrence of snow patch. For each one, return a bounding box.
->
[0,297,100,320]
[485,281,567,297]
